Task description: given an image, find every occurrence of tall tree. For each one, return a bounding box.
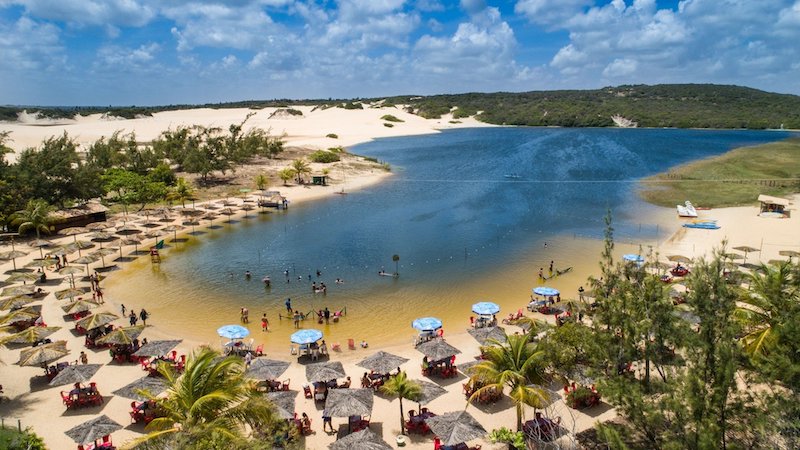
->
[290,159,311,184]
[9,199,53,239]
[379,371,421,435]
[132,348,283,448]
[469,333,550,431]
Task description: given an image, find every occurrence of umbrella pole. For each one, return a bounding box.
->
[39,247,44,258]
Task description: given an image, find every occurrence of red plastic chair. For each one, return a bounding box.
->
[434,437,442,450]
[303,385,312,398]
[436,329,444,337]
[281,378,290,391]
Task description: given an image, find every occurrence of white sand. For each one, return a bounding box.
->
[0,105,493,162]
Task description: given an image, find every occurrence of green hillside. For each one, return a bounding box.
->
[2,84,800,129]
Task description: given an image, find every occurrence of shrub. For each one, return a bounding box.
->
[326,133,338,139]
[148,163,177,186]
[449,120,462,124]
[285,108,303,116]
[383,123,394,128]
[380,114,404,123]
[342,102,363,110]
[327,146,345,153]
[0,426,47,450]
[309,150,340,163]
[362,156,378,163]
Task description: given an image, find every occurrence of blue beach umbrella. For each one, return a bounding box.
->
[623,254,644,263]
[471,302,500,315]
[533,286,560,297]
[412,317,443,331]
[217,325,250,340]
[291,329,323,345]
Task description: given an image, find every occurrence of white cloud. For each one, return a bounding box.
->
[515,0,592,27]
[95,42,160,71]
[460,0,486,14]
[11,0,156,27]
[163,2,279,51]
[0,16,64,71]
[602,58,637,77]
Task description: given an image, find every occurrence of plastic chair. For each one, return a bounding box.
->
[171,350,177,361]
[282,379,290,391]
[101,435,112,447]
[436,329,444,337]
[303,385,313,398]
[255,344,264,356]
[347,338,355,350]
[434,437,442,450]
[331,342,341,351]
[469,316,475,326]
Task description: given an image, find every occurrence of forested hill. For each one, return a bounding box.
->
[2,84,799,129]
[388,84,800,129]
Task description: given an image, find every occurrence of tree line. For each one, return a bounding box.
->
[0,116,284,231]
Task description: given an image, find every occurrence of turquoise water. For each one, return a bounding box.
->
[106,128,793,348]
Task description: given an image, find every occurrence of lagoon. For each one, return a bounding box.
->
[105,127,792,350]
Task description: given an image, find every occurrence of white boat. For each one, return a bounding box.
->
[677,201,698,218]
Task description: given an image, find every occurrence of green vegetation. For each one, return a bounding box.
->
[285,108,302,116]
[325,133,338,139]
[341,102,363,110]
[639,138,800,207]
[0,426,46,450]
[290,159,311,183]
[383,122,394,127]
[380,114,404,122]
[380,370,421,435]
[308,150,340,163]
[327,146,345,153]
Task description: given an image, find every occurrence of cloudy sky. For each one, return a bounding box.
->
[1,0,799,106]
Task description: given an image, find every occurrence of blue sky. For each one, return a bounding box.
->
[1,0,798,106]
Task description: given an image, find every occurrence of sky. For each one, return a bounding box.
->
[1,0,799,106]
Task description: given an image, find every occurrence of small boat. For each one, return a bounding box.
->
[378,271,399,278]
[683,222,720,230]
[503,174,522,179]
[677,201,698,218]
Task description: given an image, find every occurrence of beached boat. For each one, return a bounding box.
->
[683,222,720,230]
[677,201,698,217]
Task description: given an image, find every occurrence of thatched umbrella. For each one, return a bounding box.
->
[58,226,88,239]
[132,339,182,358]
[458,360,481,376]
[0,295,34,311]
[5,272,40,284]
[58,266,84,276]
[323,388,374,417]
[68,240,95,256]
[424,410,486,446]
[240,204,255,218]
[1,284,35,297]
[733,245,759,265]
[329,428,392,450]
[95,325,145,346]
[86,221,116,231]
[0,326,60,345]
[76,312,119,331]
[49,363,102,386]
[667,255,691,264]
[246,358,290,380]
[357,351,409,375]
[201,213,218,228]
[467,326,506,346]
[0,249,29,271]
[415,339,461,362]
[121,236,143,255]
[306,361,347,383]
[182,219,201,235]
[18,340,68,366]
[112,376,168,401]
[28,239,52,258]
[48,244,77,257]
[412,379,447,409]
[0,306,40,325]
[72,255,98,276]
[266,390,297,420]
[91,247,117,267]
[55,287,87,301]
[62,298,101,315]
[220,208,236,222]
[115,224,142,236]
[24,259,53,269]
[779,250,800,261]
[64,415,122,446]
[162,224,184,241]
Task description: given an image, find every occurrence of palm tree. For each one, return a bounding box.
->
[131,347,282,448]
[278,168,294,186]
[290,159,311,184]
[380,370,421,435]
[469,333,550,431]
[10,199,53,239]
[171,177,194,208]
[254,174,268,191]
[735,262,798,356]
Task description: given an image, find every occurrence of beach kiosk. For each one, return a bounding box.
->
[758,194,790,216]
[471,302,499,328]
[412,317,443,346]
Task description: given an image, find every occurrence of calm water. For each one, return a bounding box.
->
[106,128,792,350]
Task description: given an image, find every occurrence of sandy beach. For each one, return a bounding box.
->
[1,109,799,449]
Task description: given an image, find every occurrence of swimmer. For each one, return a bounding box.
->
[245,270,252,279]
[335,278,343,284]
[263,276,271,287]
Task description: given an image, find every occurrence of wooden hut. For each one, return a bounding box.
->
[757,194,790,214]
[50,201,109,232]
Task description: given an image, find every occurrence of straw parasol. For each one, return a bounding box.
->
[48,244,77,257]
[5,272,40,284]
[415,339,461,362]
[49,363,102,386]
[55,287,87,301]
[0,326,60,345]
[329,428,392,450]
[265,390,297,420]
[240,204,255,218]
[305,361,347,383]
[220,208,236,221]
[201,213,218,227]
[667,255,691,264]
[72,254,98,276]
[779,250,800,260]
[24,259,54,269]
[132,339,182,358]
[246,358,291,380]
[356,351,409,375]
[457,360,481,376]
[0,305,40,325]
[1,284,35,297]
[112,376,168,401]
[58,266,84,276]
[86,221,116,231]
[58,227,88,245]
[76,312,119,331]
[412,379,447,407]
[62,298,101,315]
[467,326,507,346]
[91,247,117,267]
[64,415,122,446]
[115,224,142,236]
[68,240,95,256]
[0,249,29,270]
[18,340,68,366]
[0,295,34,311]
[95,325,145,346]
[323,388,374,417]
[424,410,486,446]
[28,239,52,258]
[162,224,184,241]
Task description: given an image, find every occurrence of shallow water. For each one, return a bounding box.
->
[105,128,792,352]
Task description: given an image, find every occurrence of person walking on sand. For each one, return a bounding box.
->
[285,298,292,314]
[261,314,269,332]
[538,268,544,279]
[129,311,138,326]
[139,309,149,326]
[293,310,300,328]
[121,304,126,316]
[80,351,88,365]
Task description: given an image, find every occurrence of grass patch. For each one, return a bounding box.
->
[383,123,394,127]
[380,114,404,123]
[0,426,47,450]
[638,138,800,208]
[326,133,338,139]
